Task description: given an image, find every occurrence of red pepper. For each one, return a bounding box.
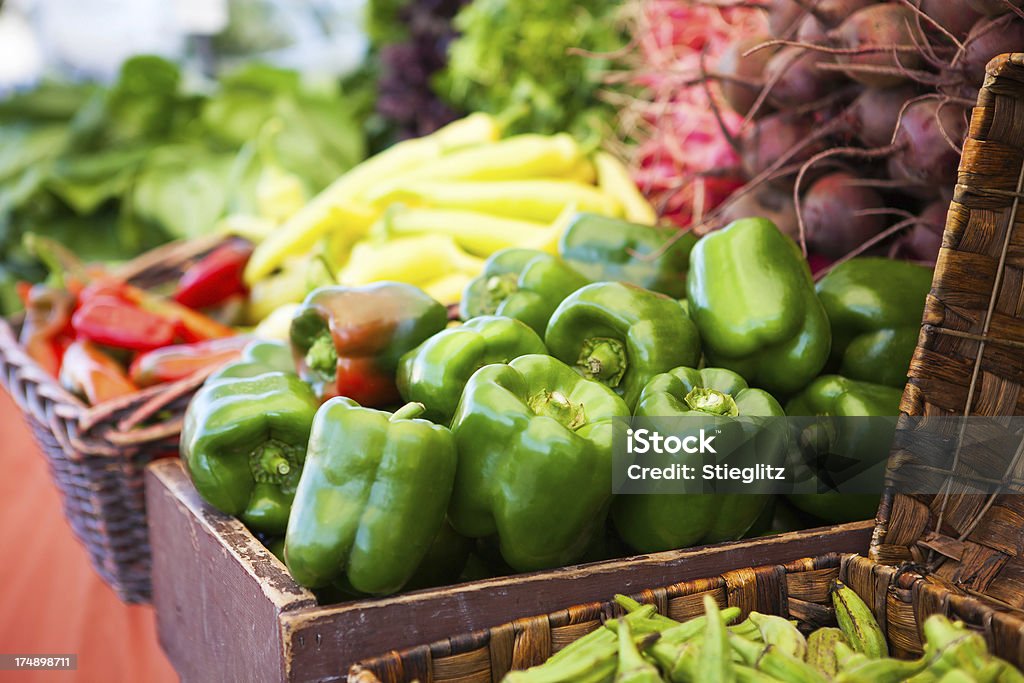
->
[173,240,254,310]
[60,340,138,405]
[79,278,235,343]
[72,296,177,351]
[19,284,76,377]
[129,335,251,387]
[123,285,235,342]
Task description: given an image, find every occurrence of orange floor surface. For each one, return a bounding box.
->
[0,390,176,683]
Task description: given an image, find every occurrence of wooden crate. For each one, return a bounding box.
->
[146,459,873,683]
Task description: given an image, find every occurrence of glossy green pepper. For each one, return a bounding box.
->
[785,375,901,523]
[545,281,701,410]
[558,213,698,298]
[687,218,831,397]
[397,315,547,423]
[181,371,319,533]
[449,354,631,571]
[459,248,590,335]
[285,400,457,595]
[815,257,931,388]
[207,339,295,382]
[613,367,784,553]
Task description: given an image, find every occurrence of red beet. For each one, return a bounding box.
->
[718,35,777,117]
[966,0,1024,16]
[795,0,877,28]
[888,99,968,191]
[763,46,841,107]
[960,15,1024,88]
[801,171,889,257]
[741,112,824,179]
[920,0,983,39]
[716,185,799,239]
[830,4,929,87]
[849,85,921,147]
[898,200,947,262]
[767,0,808,38]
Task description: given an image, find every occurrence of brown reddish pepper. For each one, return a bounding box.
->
[289,283,448,406]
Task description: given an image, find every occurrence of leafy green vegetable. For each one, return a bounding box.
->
[0,56,366,313]
[437,0,623,143]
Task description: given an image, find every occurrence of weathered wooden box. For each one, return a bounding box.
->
[146,459,872,682]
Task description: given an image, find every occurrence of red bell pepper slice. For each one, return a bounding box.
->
[71,296,177,351]
[129,335,251,387]
[173,240,254,310]
[60,340,138,405]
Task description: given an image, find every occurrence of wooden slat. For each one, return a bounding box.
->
[147,460,316,683]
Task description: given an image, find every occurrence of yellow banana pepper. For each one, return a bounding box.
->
[594,151,657,225]
[256,165,307,224]
[243,113,501,285]
[520,204,579,254]
[422,272,473,304]
[363,133,583,203]
[253,303,300,341]
[338,234,484,286]
[246,257,313,324]
[384,208,548,257]
[561,158,598,185]
[217,214,277,243]
[370,179,621,222]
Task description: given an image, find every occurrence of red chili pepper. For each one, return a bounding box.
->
[60,340,138,405]
[129,335,251,387]
[173,241,254,310]
[19,284,76,377]
[72,296,177,351]
[121,284,235,342]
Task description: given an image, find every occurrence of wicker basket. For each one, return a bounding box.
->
[347,53,1024,681]
[0,234,230,603]
[347,554,988,682]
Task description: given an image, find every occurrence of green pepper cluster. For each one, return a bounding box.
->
[181,213,931,596]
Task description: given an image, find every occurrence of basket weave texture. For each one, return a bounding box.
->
[870,52,1024,645]
[348,554,1004,682]
[0,235,228,603]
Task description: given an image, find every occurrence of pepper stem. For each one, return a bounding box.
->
[684,387,739,417]
[391,402,426,422]
[249,440,300,484]
[576,337,627,388]
[305,332,338,379]
[482,273,519,314]
[528,390,587,431]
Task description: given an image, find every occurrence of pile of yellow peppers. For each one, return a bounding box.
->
[225,113,656,335]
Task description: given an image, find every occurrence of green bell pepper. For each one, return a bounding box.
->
[785,374,901,523]
[545,281,701,410]
[459,248,590,335]
[558,213,698,298]
[449,354,631,571]
[786,374,902,417]
[181,371,319,533]
[207,339,295,382]
[285,400,457,595]
[397,315,547,423]
[815,257,931,388]
[613,367,784,553]
[687,218,831,397]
